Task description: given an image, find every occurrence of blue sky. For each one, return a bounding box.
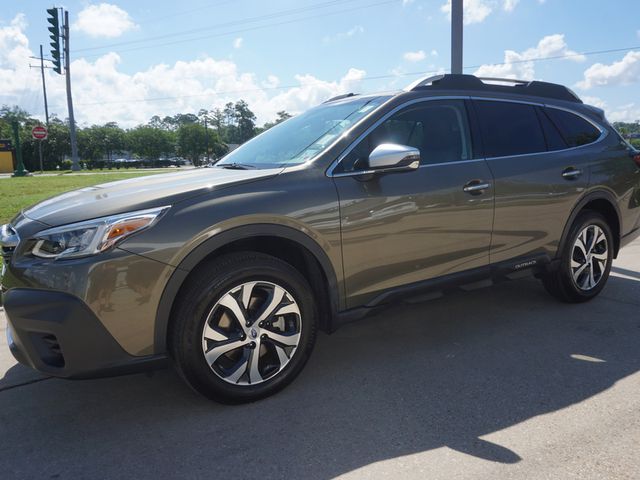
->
[1,0,638,126]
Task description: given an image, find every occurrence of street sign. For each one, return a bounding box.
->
[32,125,48,140]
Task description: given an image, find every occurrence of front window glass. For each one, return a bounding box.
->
[336,100,472,173]
[216,96,389,169]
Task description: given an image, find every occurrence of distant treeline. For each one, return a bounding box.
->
[0,102,291,171]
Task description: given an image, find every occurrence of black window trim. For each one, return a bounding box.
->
[326,95,608,178]
[534,105,568,152]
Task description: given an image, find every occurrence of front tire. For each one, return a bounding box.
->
[169,252,317,404]
[542,211,613,303]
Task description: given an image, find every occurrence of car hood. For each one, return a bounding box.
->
[20,167,282,227]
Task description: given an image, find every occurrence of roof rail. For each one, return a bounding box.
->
[323,92,357,103]
[477,77,528,85]
[403,75,446,91]
[406,74,582,103]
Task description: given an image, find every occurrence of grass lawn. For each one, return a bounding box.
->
[0,171,165,224]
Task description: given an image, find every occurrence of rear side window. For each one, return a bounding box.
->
[544,108,601,147]
[474,100,546,157]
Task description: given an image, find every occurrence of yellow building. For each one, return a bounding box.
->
[0,140,14,173]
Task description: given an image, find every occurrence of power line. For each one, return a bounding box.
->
[72,0,374,54]
[136,0,240,24]
[462,46,639,70]
[75,45,640,107]
[74,0,396,59]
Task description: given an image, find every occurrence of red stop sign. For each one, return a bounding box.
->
[32,125,48,140]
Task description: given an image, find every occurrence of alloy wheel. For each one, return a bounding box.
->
[571,224,609,291]
[201,281,302,385]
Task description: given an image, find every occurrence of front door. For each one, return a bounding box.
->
[331,99,494,307]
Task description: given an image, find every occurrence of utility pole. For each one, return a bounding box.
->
[63,10,80,171]
[451,0,463,74]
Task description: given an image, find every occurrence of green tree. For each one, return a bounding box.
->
[177,123,207,165]
[126,126,174,161]
[46,117,71,167]
[235,100,257,143]
[261,110,292,131]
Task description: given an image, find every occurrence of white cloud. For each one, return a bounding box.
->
[403,50,426,62]
[322,25,364,44]
[607,103,640,123]
[72,3,138,38]
[0,15,367,127]
[440,0,493,25]
[402,0,415,5]
[474,34,585,80]
[0,14,41,111]
[262,75,280,89]
[441,0,521,23]
[565,96,639,123]
[503,0,519,12]
[233,37,243,49]
[431,49,439,57]
[575,51,640,90]
[582,96,607,110]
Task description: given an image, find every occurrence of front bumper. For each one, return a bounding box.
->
[4,288,166,379]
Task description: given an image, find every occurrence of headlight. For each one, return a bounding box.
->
[29,206,170,260]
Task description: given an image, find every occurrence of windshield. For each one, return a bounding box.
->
[216,95,390,169]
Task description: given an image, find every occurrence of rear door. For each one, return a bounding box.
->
[331,99,495,307]
[472,99,600,265]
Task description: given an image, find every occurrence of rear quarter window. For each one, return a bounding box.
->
[544,108,601,147]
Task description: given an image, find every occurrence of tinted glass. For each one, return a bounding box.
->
[544,108,600,147]
[475,100,546,157]
[536,107,567,151]
[337,100,472,173]
[216,96,389,169]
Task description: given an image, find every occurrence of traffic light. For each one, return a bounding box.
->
[47,8,62,75]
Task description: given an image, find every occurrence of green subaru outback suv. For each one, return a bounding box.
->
[2,74,640,403]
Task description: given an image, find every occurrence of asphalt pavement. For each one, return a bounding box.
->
[1,239,639,479]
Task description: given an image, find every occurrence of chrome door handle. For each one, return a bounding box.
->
[562,168,582,180]
[463,182,491,193]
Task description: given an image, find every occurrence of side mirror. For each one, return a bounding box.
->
[368,143,420,173]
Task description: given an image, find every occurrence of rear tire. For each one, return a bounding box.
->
[541,211,613,303]
[169,252,317,404]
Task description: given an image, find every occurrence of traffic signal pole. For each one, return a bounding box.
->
[39,45,50,126]
[63,10,80,171]
[47,7,79,171]
[39,44,48,174]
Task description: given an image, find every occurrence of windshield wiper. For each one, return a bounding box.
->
[216,163,257,170]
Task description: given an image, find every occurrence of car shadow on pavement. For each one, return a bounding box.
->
[1,275,639,479]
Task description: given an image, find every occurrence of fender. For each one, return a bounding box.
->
[153,223,342,353]
[556,189,622,263]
